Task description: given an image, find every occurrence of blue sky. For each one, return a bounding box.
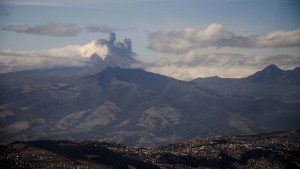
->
[1,0,299,50]
[0,0,299,79]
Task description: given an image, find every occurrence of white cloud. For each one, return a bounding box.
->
[0,39,110,73]
[256,29,300,48]
[0,52,86,73]
[148,23,300,54]
[146,52,300,80]
[79,40,109,59]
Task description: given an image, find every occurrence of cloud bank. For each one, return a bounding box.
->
[3,22,82,37]
[0,51,86,73]
[1,28,299,80]
[148,23,300,54]
[2,22,134,37]
[0,39,111,73]
[146,52,300,80]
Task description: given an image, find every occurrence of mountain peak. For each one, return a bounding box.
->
[79,33,139,71]
[109,32,116,43]
[247,64,285,81]
[262,64,281,72]
[99,67,171,92]
[80,33,135,60]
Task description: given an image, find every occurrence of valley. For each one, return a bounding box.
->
[0,66,299,146]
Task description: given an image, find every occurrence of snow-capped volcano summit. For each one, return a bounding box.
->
[80,39,109,59]
[80,33,135,61]
[0,33,139,73]
[83,32,138,69]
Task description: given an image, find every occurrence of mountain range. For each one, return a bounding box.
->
[193,64,300,102]
[0,63,299,146]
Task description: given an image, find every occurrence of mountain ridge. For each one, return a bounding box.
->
[0,65,299,146]
[193,64,300,102]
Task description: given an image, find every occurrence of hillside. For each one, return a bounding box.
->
[1,131,299,169]
[0,66,299,146]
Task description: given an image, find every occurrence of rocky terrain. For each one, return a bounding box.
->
[0,131,299,169]
[0,65,300,146]
[0,33,299,147]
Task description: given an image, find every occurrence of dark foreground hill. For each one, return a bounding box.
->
[0,131,299,169]
[0,66,300,146]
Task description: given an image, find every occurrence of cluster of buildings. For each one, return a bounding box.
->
[1,131,299,168]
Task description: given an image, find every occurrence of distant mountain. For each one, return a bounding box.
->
[70,33,139,75]
[247,64,286,81]
[247,64,300,82]
[193,65,300,102]
[1,66,299,146]
[85,33,139,70]
[0,33,139,75]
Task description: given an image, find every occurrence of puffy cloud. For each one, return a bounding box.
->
[86,25,135,34]
[146,52,300,80]
[0,51,86,73]
[0,33,141,73]
[46,39,110,60]
[3,22,82,37]
[148,23,300,54]
[256,29,300,48]
[0,39,110,73]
